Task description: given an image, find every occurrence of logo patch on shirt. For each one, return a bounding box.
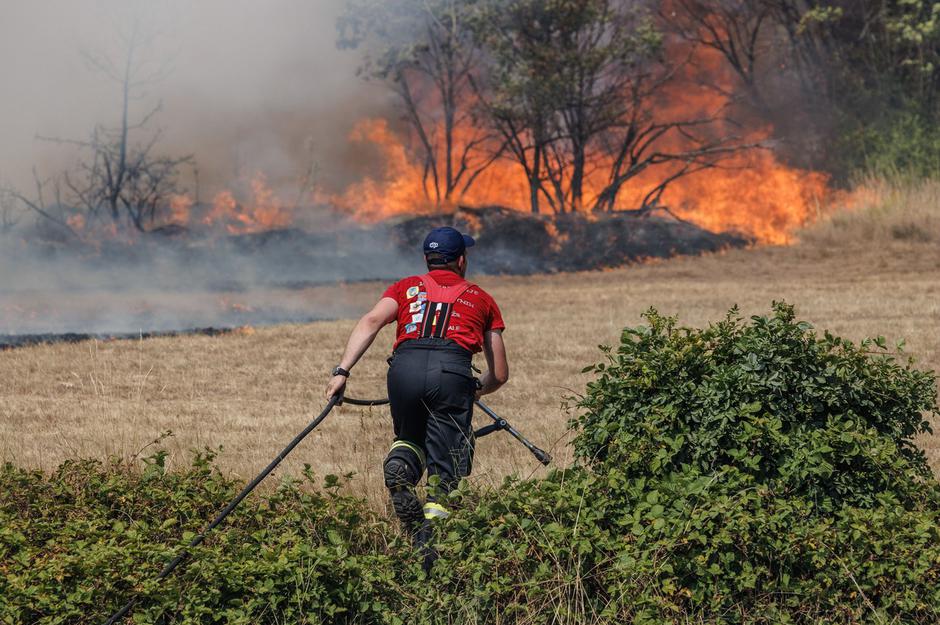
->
[405,323,417,333]
[409,301,424,313]
[411,313,424,323]
[417,292,427,301]
[406,286,420,299]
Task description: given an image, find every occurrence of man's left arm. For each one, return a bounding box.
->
[325,297,398,398]
[477,329,509,398]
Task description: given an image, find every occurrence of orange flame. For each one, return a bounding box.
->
[325,40,836,244]
[327,118,829,244]
[200,172,294,234]
[661,149,830,245]
[66,213,86,232]
[326,118,530,221]
[169,194,193,224]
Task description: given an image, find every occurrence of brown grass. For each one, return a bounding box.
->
[2,180,939,514]
[801,177,940,246]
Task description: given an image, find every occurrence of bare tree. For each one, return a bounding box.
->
[17,7,191,235]
[338,0,503,204]
[663,0,774,95]
[40,117,191,232]
[4,169,82,240]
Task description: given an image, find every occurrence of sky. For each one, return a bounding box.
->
[0,0,393,196]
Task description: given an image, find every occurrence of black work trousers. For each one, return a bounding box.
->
[386,338,476,498]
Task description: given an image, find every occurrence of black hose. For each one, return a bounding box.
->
[103,393,548,623]
[340,396,389,406]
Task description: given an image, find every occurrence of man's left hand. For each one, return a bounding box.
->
[325,375,347,400]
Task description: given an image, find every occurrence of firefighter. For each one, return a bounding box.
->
[325,226,509,567]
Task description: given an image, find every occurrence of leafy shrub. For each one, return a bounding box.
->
[574,302,937,508]
[425,468,940,623]
[0,451,408,624]
[424,303,940,623]
[839,111,940,180]
[3,304,939,624]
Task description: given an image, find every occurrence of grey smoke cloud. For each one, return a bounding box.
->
[0,0,393,196]
[0,225,421,337]
[0,0,429,337]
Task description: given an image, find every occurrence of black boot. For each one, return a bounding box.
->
[414,518,439,572]
[383,448,424,537]
[389,488,423,538]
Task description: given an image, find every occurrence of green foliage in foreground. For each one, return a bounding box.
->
[0,455,408,624]
[3,303,940,624]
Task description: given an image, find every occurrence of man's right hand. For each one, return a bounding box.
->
[325,375,347,400]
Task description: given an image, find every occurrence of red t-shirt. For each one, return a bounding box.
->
[382,270,505,353]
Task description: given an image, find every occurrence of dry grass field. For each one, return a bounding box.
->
[2,179,939,513]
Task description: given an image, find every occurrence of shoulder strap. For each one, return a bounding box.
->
[420,272,472,304]
[418,273,475,339]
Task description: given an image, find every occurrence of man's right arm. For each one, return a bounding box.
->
[325,297,398,398]
[478,329,509,397]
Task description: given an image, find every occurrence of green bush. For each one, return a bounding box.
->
[0,451,408,624]
[425,303,940,623]
[425,469,940,623]
[3,304,939,624]
[574,302,936,508]
[839,111,940,181]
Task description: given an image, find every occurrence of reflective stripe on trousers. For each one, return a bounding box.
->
[389,439,426,469]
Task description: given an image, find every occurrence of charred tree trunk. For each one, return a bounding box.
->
[570,141,586,212]
[528,142,542,214]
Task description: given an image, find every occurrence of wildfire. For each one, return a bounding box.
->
[169,194,192,224]
[69,20,836,248]
[200,173,293,234]
[326,118,530,221]
[325,41,835,245]
[327,119,829,244]
[58,173,295,238]
[76,31,834,248]
[661,150,830,245]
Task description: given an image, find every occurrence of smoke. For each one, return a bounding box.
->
[0,1,834,338]
[0,0,434,337]
[0,0,393,195]
[0,220,423,336]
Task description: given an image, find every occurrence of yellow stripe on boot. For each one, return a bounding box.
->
[423,502,449,520]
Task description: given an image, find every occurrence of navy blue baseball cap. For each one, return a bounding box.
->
[423,226,475,263]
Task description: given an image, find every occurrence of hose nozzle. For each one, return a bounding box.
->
[531,447,552,466]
